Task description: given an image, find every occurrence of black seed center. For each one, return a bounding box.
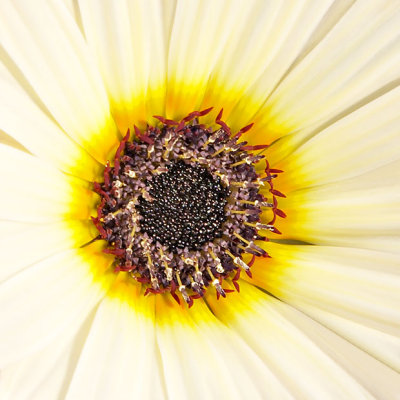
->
[136,161,229,252]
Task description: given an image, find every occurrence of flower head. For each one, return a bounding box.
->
[1,1,400,399]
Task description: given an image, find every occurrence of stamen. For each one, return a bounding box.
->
[239,199,274,207]
[207,267,226,298]
[212,142,241,157]
[202,129,226,148]
[230,209,260,215]
[159,248,173,281]
[209,249,224,273]
[230,155,264,168]
[176,272,192,306]
[190,276,203,294]
[244,222,282,235]
[233,232,250,245]
[225,250,251,275]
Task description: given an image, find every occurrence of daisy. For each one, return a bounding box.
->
[1,0,400,399]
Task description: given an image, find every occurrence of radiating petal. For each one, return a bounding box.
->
[78,0,168,132]
[0,220,97,282]
[274,85,400,191]
[0,67,101,180]
[202,0,336,132]
[276,160,400,251]
[0,144,96,222]
[0,221,31,238]
[61,0,85,34]
[248,0,400,143]
[0,242,115,367]
[0,130,27,152]
[248,243,400,371]
[0,308,96,400]
[65,278,161,400]
[155,294,292,400]
[292,304,400,375]
[166,0,251,119]
[0,0,120,163]
[207,282,400,400]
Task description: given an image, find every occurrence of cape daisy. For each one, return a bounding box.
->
[1,0,400,399]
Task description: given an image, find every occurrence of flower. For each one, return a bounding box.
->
[1,0,400,399]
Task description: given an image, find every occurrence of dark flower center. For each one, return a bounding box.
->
[92,108,285,307]
[136,161,229,252]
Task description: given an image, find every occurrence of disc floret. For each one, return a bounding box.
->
[92,108,285,306]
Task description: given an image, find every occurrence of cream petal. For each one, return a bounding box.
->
[65,286,160,400]
[254,0,400,138]
[0,308,96,400]
[274,85,400,191]
[208,282,400,399]
[0,130,27,153]
[166,0,254,119]
[202,0,336,133]
[0,60,36,152]
[249,243,400,370]
[0,144,96,223]
[0,68,101,180]
[161,0,177,41]
[0,243,114,367]
[0,0,120,163]
[78,0,168,132]
[276,159,400,250]
[0,221,31,239]
[278,301,400,400]
[293,304,400,374]
[155,295,292,400]
[61,0,85,33]
[0,220,96,282]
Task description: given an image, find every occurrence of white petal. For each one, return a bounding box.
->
[279,301,400,400]
[0,130,27,152]
[65,284,161,400]
[162,0,177,41]
[0,144,95,223]
[277,159,400,251]
[0,243,114,367]
[0,221,31,239]
[166,0,256,119]
[0,220,95,282]
[208,282,400,399]
[202,0,336,132]
[257,0,400,136]
[61,0,85,33]
[294,304,400,374]
[0,308,95,400]
[274,85,400,190]
[249,243,400,371]
[0,0,120,163]
[0,66,101,180]
[78,0,168,131]
[155,295,292,400]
